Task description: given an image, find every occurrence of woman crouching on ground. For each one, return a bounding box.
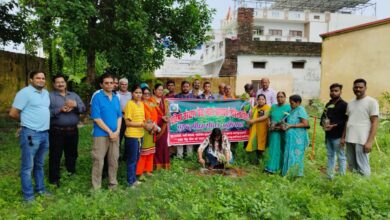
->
[198,128,233,169]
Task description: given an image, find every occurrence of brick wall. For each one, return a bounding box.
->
[0,50,48,113]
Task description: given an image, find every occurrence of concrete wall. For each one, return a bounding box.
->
[320,22,390,101]
[329,13,376,32]
[236,55,321,97]
[0,51,48,113]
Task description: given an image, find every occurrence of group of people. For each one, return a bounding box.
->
[10,70,379,202]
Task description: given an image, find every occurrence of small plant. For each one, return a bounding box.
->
[270,112,290,131]
[321,104,336,127]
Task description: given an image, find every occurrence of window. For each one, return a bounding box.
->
[269,29,282,36]
[314,15,320,20]
[253,62,266,69]
[293,13,301,19]
[272,11,280,17]
[253,37,260,41]
[275,38,282,41]
[295,39,302,42]
[289,30,302,37]
[292,61,305,69]
[253,26,264,35]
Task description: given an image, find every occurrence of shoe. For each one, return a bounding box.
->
[145,172,153,177]
[138,175,147,182]
[49,181,60,187]
[37,191,52,197]
[108,184,118,190]
[127,181,142,189]
[133,181,142,186]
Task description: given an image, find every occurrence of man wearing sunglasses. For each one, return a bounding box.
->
[9,70,51,202]
[90,73,122,189]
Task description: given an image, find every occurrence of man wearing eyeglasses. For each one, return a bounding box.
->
[9,70,51,202]
[90,73,122,189]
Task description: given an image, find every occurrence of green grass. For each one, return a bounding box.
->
[0,118,389,219]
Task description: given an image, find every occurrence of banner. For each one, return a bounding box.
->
[168,99,251,145]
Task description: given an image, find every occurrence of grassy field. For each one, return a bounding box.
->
[0,117,389,219]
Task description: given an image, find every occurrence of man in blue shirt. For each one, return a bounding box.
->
[174,81,196,158]
[90,73,122,189]
[49,74,86,186]
[198,81,215,100]
[9,70,50,202]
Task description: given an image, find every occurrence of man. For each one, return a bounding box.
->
[215,82,226,99]
[113,76,119,92]
[117,78,132,158]
[341,78,379,176]
[174,81,196,99]
[9,70,50,202]
[49,75,86,186]
[256,77,277,105]
[90,73,118,104]
[244,83,256,98]
[90,73,122,189]
[198,81,215,100]
[223,85,236,99]
[320,83,347,179]
[165,80,176,98]
[191,79,203,96]
[174,81,196,158]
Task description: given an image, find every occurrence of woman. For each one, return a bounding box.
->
[264,91,291,173]
[124,85,153,187]
[246,94,270,163]
[198,128,232,169]
[136,87,160,178]
[281,94,309,177]
[153,83,170,170]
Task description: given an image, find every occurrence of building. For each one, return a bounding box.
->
[155,0,377,98]
[217,0,376,97]
[320,17,390,101]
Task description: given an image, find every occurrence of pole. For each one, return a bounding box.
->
[310,116,317,160]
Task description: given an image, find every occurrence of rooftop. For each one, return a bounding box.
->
[235,0,375,13]
[321,17,390,38]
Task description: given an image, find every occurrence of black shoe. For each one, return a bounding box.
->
[49,180,60,187]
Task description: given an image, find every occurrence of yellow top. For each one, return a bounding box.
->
[246,104,271,151]
[124,100,145,138]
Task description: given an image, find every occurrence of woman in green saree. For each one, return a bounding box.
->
[264,91,291,174]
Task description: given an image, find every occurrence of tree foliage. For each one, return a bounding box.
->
[20,0,214,83]
[0,0,28,45]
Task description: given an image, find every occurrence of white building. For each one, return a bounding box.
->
[156,0,377,99]
[218,0,376,97]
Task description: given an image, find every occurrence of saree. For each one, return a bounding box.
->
[265,104,291,173]
[142,98,158,155]
[282,105,309,177]
[154,97,170,169]
[246,104,270,152]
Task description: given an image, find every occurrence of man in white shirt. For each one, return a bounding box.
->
[256,77,277,106]
[341,78,379,176]
[117,78,132,159]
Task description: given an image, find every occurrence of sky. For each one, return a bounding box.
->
[206,0,390,29]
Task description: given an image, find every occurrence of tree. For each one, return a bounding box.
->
[21,0,214,83]
[0,0,27,46]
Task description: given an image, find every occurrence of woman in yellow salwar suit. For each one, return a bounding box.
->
[246,94,270,163]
